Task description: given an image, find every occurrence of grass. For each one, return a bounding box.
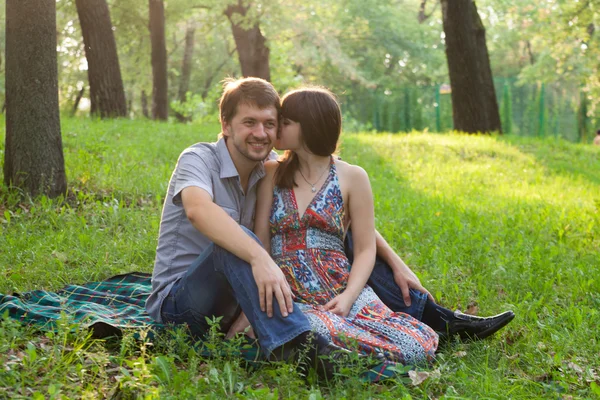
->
[1,116,599,398]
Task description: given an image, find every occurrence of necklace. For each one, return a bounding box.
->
[298,163,329,192]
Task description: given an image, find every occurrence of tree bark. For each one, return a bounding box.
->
[175,20,196,122]
[75,0,127,118]
[141,90,149,118]
[71,87,85,116]
[5,0,67,197]
[441,0,501,134]
[471,1,502,133]
[149,0,168,120]
[201,48,236,99]
[418,0,438,24]
[225,1,270,81]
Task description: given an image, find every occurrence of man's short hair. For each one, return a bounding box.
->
[219,77,281,124]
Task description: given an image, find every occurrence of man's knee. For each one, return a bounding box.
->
[240,225,263,246]
[213,226,263,261]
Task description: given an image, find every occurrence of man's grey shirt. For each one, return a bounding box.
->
[146,138,273,322]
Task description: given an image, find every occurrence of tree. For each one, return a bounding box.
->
[149,0,168,120]
[441,0,501,133]
[4,0,67,197]
[175,19,196,122]
[225,0,270,81]
[75,0,127,118]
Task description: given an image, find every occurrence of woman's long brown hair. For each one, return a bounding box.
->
[274,87,341,189]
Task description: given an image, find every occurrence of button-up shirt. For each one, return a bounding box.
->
[146,138,273,322]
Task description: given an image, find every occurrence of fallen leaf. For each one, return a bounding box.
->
[567,362,583,374]
[409,370,430,386]
[52,251,68,263]
[454,351,467,358]
[466,302,479,316]
[537,342,547,351]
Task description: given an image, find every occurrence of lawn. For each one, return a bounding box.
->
[1,116,599,398]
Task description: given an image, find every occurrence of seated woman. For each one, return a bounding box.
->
[253,87,438,365]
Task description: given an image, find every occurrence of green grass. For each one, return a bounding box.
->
[1,116,599,398]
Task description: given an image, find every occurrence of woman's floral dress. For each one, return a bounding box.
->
[269,159,438,365]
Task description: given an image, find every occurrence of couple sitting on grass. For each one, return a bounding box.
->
[146,77,514,379]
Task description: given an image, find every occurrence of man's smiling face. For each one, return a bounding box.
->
[222,103,278,163]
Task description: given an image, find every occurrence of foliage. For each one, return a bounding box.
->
[3,0,599,136]
[1,117,600,397]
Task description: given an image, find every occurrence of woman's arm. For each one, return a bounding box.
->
[344,166,376,298]
[254,160,278,254]
[324,165,376,316]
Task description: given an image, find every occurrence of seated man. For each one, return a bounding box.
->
[146,77,352,380]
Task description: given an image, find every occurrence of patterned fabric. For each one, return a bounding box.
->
[0,272,164,336]
[0,272,408,381]
[270,159,438,366]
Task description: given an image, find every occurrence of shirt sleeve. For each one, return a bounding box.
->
[172,150,214,205]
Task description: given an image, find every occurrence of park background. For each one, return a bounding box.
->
[1,0,600,398]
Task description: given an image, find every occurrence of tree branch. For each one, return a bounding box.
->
[418,0,438,24]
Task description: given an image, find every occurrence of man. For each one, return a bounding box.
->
[146,77,349,379]
[147,77,513,363]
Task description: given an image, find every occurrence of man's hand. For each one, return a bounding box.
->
[226,312,255,339]
[322,291,355,317]
[251,253,294,318]
[391,261,434,306]
[374,229,434,307]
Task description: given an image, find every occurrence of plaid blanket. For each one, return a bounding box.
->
[0,272,163,338]
[0,272,404,382]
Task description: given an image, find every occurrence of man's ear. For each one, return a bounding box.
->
[221,120,231,138]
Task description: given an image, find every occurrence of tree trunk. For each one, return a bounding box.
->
[5,0,67,198]
[127,89,133,117]
[175,20,196,122]
[75,0,127,118]
[201,48,236,99]
[141,90,149,118]
[441,0,501,134]
[471,1,501,133]
[225,1,270,81]
[71,87,85,116]
[149,0,168,120]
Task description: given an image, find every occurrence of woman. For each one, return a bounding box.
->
[253,87,438,365]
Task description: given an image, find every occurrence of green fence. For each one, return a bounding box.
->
[343,78,597,143]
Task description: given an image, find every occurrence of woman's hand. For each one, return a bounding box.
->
[322,291,356,317]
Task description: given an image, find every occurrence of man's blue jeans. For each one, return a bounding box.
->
[160,227,311,355]
[345,231,428,321]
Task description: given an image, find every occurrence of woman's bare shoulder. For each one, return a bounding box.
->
[264,159,279,175]
[334,158,369,180]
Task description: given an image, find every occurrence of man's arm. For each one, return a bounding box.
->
[375,230,434,305]
[181,186,294,317]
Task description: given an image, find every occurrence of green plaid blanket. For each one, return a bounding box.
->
[0,272,162,337]
[0,272,405,382]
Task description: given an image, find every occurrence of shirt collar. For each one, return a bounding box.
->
[216,137,266,182]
